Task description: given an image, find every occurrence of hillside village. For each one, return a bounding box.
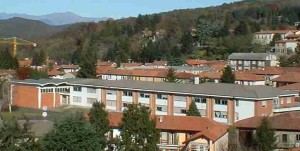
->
[2,0,300,151]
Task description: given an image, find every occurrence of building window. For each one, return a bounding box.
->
[87,88,96,93]
[181,109,187,114]
[236,101,239,106]
[107,90,115,95]
[214,111,227,119]
[123,103,129,107]
[296,134,300,142]
[157,107,162,111]
[140,93,150,98]
[287,97,292,104]
[193,97,206,103]
[73,87,82,92]
[215,99,227,105]
[87,98,97,104]
[157,93,168,100]
[262,101,267,108]
[73,96,82,103]
[123,91,133,96]
[282,134,288,143]
[41,88,53,93]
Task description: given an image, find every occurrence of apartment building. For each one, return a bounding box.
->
[228,53,278,71]
[10,79,298,125]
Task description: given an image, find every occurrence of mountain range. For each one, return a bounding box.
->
[0,12,109,25]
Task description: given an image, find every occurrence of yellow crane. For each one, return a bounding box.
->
[0,37,37,57]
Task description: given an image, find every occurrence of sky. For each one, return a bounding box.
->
[2,0,240,19]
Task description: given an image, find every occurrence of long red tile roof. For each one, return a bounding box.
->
[278,82,300,91]
[272,72,300,83]
[108,112,228,142]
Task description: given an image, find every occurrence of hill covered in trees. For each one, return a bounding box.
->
[21,0,300,64]
[0,17,66,39]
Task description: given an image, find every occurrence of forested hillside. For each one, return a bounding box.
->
[0,17,66,39]
[27,0,300,64]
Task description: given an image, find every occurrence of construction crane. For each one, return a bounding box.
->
[0,37,37,57]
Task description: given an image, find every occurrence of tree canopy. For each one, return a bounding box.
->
[119,104,160,151]
[254,117,276,151]
[220,65,235,83]
[187,101,201,116]
[88,102,110,150]
[42,112,101,151]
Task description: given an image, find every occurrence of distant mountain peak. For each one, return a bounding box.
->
[0,12,109,25]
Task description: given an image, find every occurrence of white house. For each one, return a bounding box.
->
[253,30,300,45]
[275,39,298,54]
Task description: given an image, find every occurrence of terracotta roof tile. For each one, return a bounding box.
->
[234,115,300,131]
[97,68,169,78]
[48,70,64,76]
[107,112,228,142]
[286,34,300,39]
[199,72,222,79]
[252,67,284,75]
[150,61,168,66]
[272,72,300,83]
[186,60,208,66]
[279,82,300,91]
[199,71,264,81]
[19,60,32,67]
[175,72,196,79]
[97,61,115,67]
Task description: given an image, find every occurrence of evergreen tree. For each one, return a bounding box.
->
[42,112,101,151]
[165,68,178,83]
[77,36,97,78]
[119,104,160,151]
[31,51,41,66]
[234,21,248,35]
[196,19,214,44]
[0,117,40,150]
[187,101,201,116]
[39,49,46,65]
[220,65,235,83]
[254,117,276,151]
[180,31,194,53]
[88,102,110,150]
[29,69,49,80]
[0,48,18,70]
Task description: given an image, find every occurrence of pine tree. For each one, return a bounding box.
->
[187,101,201,116]
[77,37,97,78]
[119,104,160,151]
[180,31,194,53]
[88,102,110,150]
[31,51,40,66]
[254,117,276,151]
[165,68,178,83]
[42,112,101,151]
[0,48,18,70]
[220,65,235,83]
[234,21,248,35]
[39,49,46,65]
[0,117,40,150]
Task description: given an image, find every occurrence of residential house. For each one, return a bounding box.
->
[55,65,79,73]
[272,72,300,87]
[234,112,300,150]
[253,30,300,45]
[48,70,64,79]
[199,71,266,86]
[275,39,298,54]
[97,61,117,68]
[10,79,298,125]
[175,72,196,84]
[228,53,278,71]
[186,60,208,67]
[108,112,229,151]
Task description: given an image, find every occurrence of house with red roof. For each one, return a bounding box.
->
[234,112,300,150]
[108,112,229,151]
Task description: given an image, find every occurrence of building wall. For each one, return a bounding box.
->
[255,99,274,116]
[12,85,39,108]
[235,100,255,121]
